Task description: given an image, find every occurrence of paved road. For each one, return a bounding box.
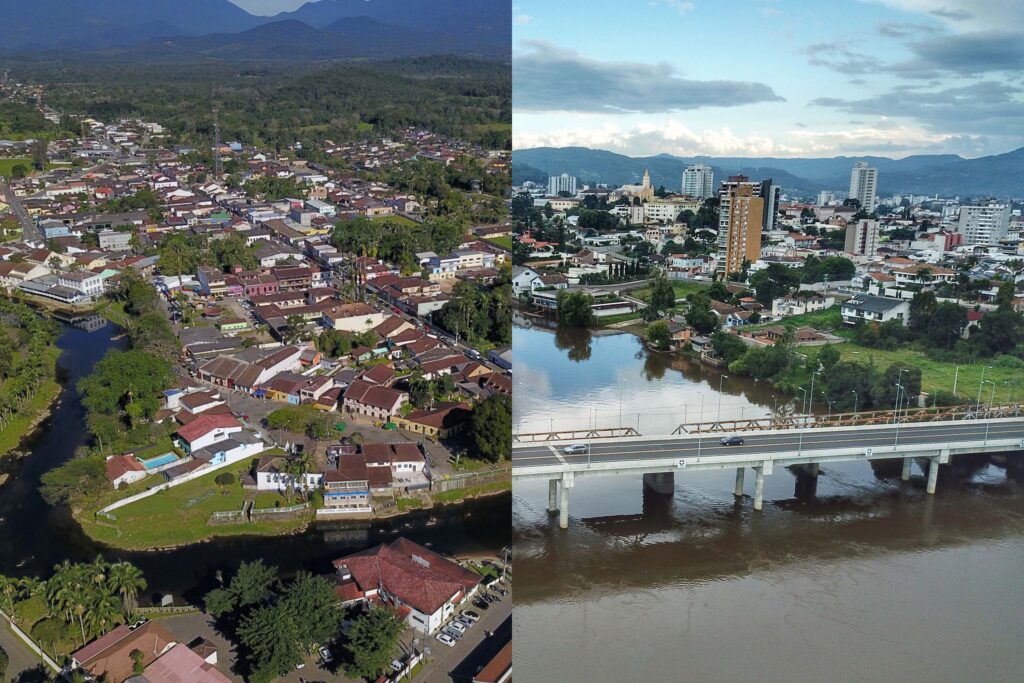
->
[0,180,38,242]
[512,420,1024,470]
[0,620,45,683]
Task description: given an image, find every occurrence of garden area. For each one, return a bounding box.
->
[78,451,312,550]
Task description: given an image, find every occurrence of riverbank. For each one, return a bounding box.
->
[0,345,62,464]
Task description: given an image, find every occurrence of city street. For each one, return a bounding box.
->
[0,620,49,683]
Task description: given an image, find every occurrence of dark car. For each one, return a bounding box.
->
[720,436,745,446]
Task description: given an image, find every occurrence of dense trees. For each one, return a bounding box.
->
[434,280,511,346]
[684,292,719,335]
[646,320,670,350]
[344,607,404,680]
[0,301,61,445]
[78,349,174,448]
[205,562,343,683]
[556,290,595,327]
[468,394,511,463]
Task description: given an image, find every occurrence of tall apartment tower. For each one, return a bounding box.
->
[845,218,879,256]
[682,163,714,199]
[957,204,1011,245]
[717,176,764,279]
[547,173,577,196]
[758,178,780,232]
[848,161,878,210]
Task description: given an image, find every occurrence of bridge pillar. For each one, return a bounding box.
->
[559,472,574,529]
[900,457,912,481]
[753,467,766,511]
[926,457,939,495]
[642,472,675,495]
[734,467,745,497]
[806,462,819,477]
[548,479,559,513]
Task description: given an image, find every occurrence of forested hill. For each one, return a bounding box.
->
[513,146,1024,198]
[19,57,510,150]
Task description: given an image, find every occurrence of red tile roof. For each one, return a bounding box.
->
[105,454,145,482]
[176,413,240,443]
[333,538,480,615]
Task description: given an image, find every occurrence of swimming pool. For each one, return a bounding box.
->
[136,452,179,470]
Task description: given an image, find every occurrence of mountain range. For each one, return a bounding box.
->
[513,146,1024,199]
[0,0,509,59]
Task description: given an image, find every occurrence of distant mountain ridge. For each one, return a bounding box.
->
[0,0,510,58]
[513,146,1024,198]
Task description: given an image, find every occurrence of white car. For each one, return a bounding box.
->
[448,621,467,634]
[436,633,457,647]
[461,610,481,623]
[563,444,587,455]
[390,659,404,672]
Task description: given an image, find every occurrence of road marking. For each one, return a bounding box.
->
[547,445,567,465]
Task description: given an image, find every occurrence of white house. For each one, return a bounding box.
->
[322,303,386,332]
[840,294,910,326]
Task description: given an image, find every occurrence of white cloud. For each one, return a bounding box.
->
[858,0,1020,32]
[651,0,695,14]
[514,14,533,25]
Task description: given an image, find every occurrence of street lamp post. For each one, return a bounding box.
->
[893,383,904,450]
[952,365,960,397]
[977,365,993,411]
[796,387,807,457]
[851,390,858,416]
[984,380,996,443]
[808,370,819,418]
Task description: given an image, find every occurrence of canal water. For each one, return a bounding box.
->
[512,323,1024,682]
[0,322,510,604]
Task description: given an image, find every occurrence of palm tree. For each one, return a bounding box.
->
[0,574,24,613]
[108,562,147,620]
[86,591,121,639]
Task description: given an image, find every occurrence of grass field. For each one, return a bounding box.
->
[483,235,512,250]
[79,459,312,550]
[0,158,53,178]
[432,478,510,504]
[630,280,708,303]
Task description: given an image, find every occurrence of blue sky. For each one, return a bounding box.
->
[513,0,1024,158]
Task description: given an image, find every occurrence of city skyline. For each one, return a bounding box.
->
[513,0,1024,159]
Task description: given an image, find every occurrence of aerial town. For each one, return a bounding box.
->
[513,161,1023,411]
[0,74,512,683]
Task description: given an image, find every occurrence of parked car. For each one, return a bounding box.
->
[443,626,464,640]
[436,633,456,647]
[473,598,489,610]
[448,621,467,634]
[720,435,745,446]
[318,646,333,665]
[495,587,509,597]
[454,617,473,629]
[563,444,587,455]
[390,659,403,672]
[461,610,481,622]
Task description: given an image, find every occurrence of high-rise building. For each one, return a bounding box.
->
[717,176,764,278]
[547,173,577,197]
[682,164,714,199]
[957,204,1011,245]
[848,161,878,210]
[845,218,879,256]
[759,178,780,232]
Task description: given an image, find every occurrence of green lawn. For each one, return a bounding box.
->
[432,478,511,504]
[78,456,312,550]
[396,497,425,512]
[791,343,1022,402]
[596,312,644,326]
[750,305,852,337]
[483,235,513,250]
[630,280,708,302]
[0,158,52,178]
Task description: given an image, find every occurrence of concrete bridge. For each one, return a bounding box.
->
[512,414,1024,528]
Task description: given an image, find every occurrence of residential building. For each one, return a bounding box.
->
[57,270,104,298]
[71,621,177,683]
[331,538,481,634]
[840,294,910,326]
[547,173,577,196]
[343,379,407,420]
[848,161,878,210]
[845,218,880,256]
[322,302,386,332]
[682,163,714,199]
[97,229,132,251]
[957,204,1011,245]
[717,177,764,278]
[126,642,232,683]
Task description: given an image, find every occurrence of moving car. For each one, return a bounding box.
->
[563,444,587,455]
[720,436,745,446]
[436,633,456,647]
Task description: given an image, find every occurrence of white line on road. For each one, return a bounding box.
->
[548,445,567,465]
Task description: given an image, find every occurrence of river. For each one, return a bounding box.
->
[0,321,510,605]
[512,322,1024,682]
